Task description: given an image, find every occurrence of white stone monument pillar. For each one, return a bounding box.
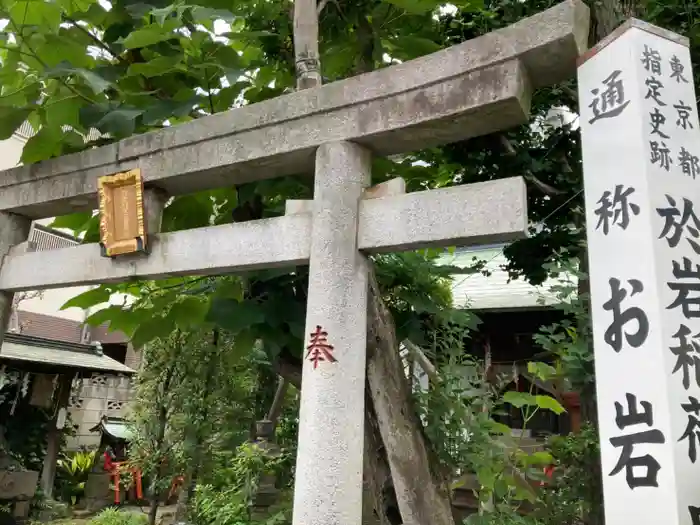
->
[579,20,700,525]
[292,141,371,525]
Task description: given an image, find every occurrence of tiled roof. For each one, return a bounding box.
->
[90,417,133,440]
[17,310,86,343]
[16,310,129,345]
[0,333,134,374]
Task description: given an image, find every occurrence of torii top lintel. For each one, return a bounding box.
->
[0,0,589,220]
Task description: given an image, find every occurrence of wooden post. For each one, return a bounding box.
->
[293,0,321,90]
[40,374,74,499]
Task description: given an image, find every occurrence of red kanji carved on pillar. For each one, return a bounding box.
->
[306,325,337,369]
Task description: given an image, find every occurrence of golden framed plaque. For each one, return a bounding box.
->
[98,168,147,258]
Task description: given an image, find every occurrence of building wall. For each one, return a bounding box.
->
[18,286,93,322]
[0,134,25,170]
[442,244,575,310]
[67,373,135,450]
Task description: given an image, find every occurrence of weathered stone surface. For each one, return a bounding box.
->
[0,212,30,342]
[13,500,31,518]
[0,470,39,500]
[362,178,405,200]
[359,178,527,252]
[143,188,169,236]
[293,141,371,525]
[83,472,111,500]
[0,0,588,219]
[0,177,526,292]
[0,214,312,291]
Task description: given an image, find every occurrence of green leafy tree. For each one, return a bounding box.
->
[5,0,700,522]
[128,322,262,525]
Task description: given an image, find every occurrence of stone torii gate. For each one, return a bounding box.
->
[0,2,589,524]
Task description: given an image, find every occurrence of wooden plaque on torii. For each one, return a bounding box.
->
[97,169,147,258]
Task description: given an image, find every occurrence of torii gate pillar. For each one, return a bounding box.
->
[293,141,371,525]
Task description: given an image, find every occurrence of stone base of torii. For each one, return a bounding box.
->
[0,2,591,524]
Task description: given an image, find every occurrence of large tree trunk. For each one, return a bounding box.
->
[39,374,73,499]
[366,267,456,525]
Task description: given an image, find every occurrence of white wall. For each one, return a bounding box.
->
[18,286,93,322]
[0,134,26,170]
[442,245,573,310]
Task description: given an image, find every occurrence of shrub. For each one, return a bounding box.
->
[55,450,97,505]
[89,508,149,525]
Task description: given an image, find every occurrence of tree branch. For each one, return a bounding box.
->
[403,339,438,383]
[7,18,98,105]
[65,17,125,63]
[316,0,330,15]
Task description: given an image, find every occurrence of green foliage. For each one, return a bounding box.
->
[415,323,565,520]
[0,382,59,471]
[55,450,97,505]
[533,256,594,392]
[531,425,601,525]
[89,508,149,525]
[190,443,290,525]
[127,327,262,515]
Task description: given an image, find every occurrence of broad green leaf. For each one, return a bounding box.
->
[0,79,41,107]
[121,22,178,49]
[36,35,92,68]
[78,102,110,129]
[391,35,441,58]
[211,82,247,112]
[84,306,141,337]
[21,127,62,164]
[10,1,62,33]
[83,307,116,327]
[132,315,177,348]
[535,395,566,415]
[211,278,244,301]
[150,5,189,25]
[527,361,558,382]
[141,97,198,126]
[493,478,510,498]
[58,0,97,15]
[161,193,213,232]
[206,298,265,334]
[127,55,183,78]
[44,96,84,130]
[487,421,512,436]
[526,451,554,466]
[0,107,32,141]
[82,215,101,243]
[383,0,443,14]
[502,391,537,409]
[222,31,276,40]
[190,7,236,23]
[96,107,143,136]
[451,0,484,11]
[45,63,111,94]
[168,297,209,328]
[62,286,112,310]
